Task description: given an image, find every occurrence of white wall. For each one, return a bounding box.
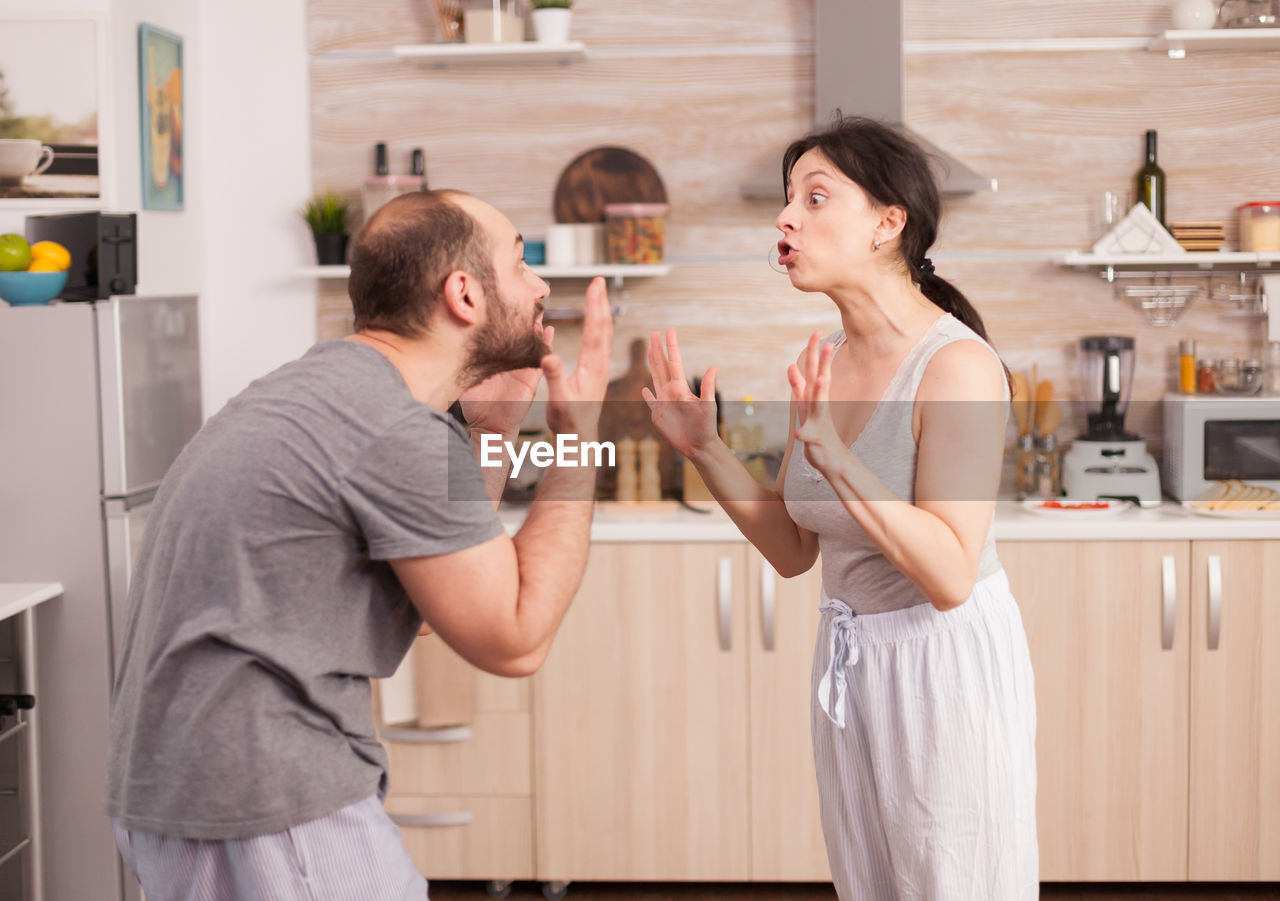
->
[194,0,315,415]
[1,0,316,418]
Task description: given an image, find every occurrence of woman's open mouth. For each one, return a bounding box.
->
[777,240,797,266]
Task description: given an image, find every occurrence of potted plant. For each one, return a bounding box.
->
[530,0,572,44]
[301,191,350,266]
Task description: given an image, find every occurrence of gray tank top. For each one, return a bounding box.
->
[782,313,1006,615]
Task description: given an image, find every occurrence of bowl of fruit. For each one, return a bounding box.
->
[0,233,71,306]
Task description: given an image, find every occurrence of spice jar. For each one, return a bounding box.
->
[615,438,638,503]
[1179,338,1197,393]
[1217,358,1241,394]
[1015,433,1036,500]
[1034,434,1062,498]
[637,436,662,502]
[1197,359,1218,394]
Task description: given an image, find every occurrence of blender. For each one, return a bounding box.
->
[1061,335,1163,506]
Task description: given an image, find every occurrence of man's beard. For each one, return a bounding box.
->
[461,283,549,387]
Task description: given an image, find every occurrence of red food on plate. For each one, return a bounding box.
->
[1041,500,1111,510]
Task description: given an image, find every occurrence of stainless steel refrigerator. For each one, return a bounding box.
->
[0,295,201,901]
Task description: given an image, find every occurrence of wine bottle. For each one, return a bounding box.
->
[411,147,428,190]
[1136,130,1166,226]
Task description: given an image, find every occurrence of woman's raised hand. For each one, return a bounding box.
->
[641,328,720,459]
[788,330,845,476]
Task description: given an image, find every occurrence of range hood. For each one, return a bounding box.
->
[740,0,997,199]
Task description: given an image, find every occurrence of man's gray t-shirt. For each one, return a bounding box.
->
[105,340,502,839]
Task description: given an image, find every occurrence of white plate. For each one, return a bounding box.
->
[1182,501,1280,520]
[1020,498,1134,517]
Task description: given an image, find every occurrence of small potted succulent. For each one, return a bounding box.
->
[301,191,350,266]
[530,0,572,43]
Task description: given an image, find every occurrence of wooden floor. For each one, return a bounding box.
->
[429,882,1280,900]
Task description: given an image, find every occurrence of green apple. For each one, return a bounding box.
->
[0,234,31,272]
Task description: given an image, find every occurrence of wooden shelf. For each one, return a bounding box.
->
[1062,251,1280,270]
[531,263,670,279]
[1149,28,1280,58]
[301,263,669,281]
[392,41,586,66]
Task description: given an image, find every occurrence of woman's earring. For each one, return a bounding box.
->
[872,237,882,251]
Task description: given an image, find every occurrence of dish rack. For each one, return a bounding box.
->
[1104,270,1268,325]
[1110,275,1204,326]
[1210,272,1269,317]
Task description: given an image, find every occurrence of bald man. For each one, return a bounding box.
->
[105,190,613,900]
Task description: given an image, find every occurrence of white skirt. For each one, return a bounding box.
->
[811,568,1039,901]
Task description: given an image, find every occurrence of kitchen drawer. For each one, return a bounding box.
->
[385,795,533,880]
[385,712,531,796]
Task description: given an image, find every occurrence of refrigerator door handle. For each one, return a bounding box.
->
[103,495,153,682]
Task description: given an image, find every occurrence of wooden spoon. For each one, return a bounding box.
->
[1010,372,1030,436]
[1037,400,1063,436]
[1034,380,1055,434]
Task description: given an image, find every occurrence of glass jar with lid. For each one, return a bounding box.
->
[1218,0,1277,27]
[462,0,522,42]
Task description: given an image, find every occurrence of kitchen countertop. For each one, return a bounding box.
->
[499,501,1280,542]
[0,582,64,622]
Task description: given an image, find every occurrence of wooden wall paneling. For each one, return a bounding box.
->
[307,0,815,52]
[904,0,1174,40]
[310,53,813,232]
[310,0,1274,468]
[909,51,1280,250]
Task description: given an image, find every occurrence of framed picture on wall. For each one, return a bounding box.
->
[0,14,107,207]
[138,23,183,211]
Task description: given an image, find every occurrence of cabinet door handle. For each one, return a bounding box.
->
[717,556,732,651]
[379,725,471,744]
[1207,553,1223,651]
[760,564,777,652]
[389,810,473,828]
[1161,554,1176,651]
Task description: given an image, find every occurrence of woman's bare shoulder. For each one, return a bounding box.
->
[917,339,1006,402]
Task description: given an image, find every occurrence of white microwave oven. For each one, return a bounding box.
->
[1162,393,1280,500]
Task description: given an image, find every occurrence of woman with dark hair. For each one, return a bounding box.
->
[643,116,1037,899]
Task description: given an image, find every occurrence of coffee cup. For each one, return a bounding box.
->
[0,140,55,183]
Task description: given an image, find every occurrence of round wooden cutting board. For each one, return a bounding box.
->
[553,146,668,224]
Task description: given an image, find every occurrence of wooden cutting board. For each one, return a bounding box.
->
[553,147,668,224]
[597,337,679,499]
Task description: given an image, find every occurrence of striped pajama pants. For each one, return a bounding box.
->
[111,795,428,901]
[811,568,1039,900]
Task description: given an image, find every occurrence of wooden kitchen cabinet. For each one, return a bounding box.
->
[1188,540,1280,880]
[532,542,752,881]
[385,535,1278,887]
[383,658,535,881]
[746,555,831,881]
[999,541,1191,881]
[534,541,834,882]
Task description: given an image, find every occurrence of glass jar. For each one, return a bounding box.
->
[1197,359,1218,393]
[604,203,668,264]
[1216,358,1240,393]
[1015,433,1036,500]
[1266,341,1280,395]
[1218,0,1277,27]
[462,0,522,42]
[1034,434,1062,498]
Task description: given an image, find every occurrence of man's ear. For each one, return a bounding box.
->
[440,270,482,326]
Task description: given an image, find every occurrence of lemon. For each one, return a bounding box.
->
[29,240,71,271]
